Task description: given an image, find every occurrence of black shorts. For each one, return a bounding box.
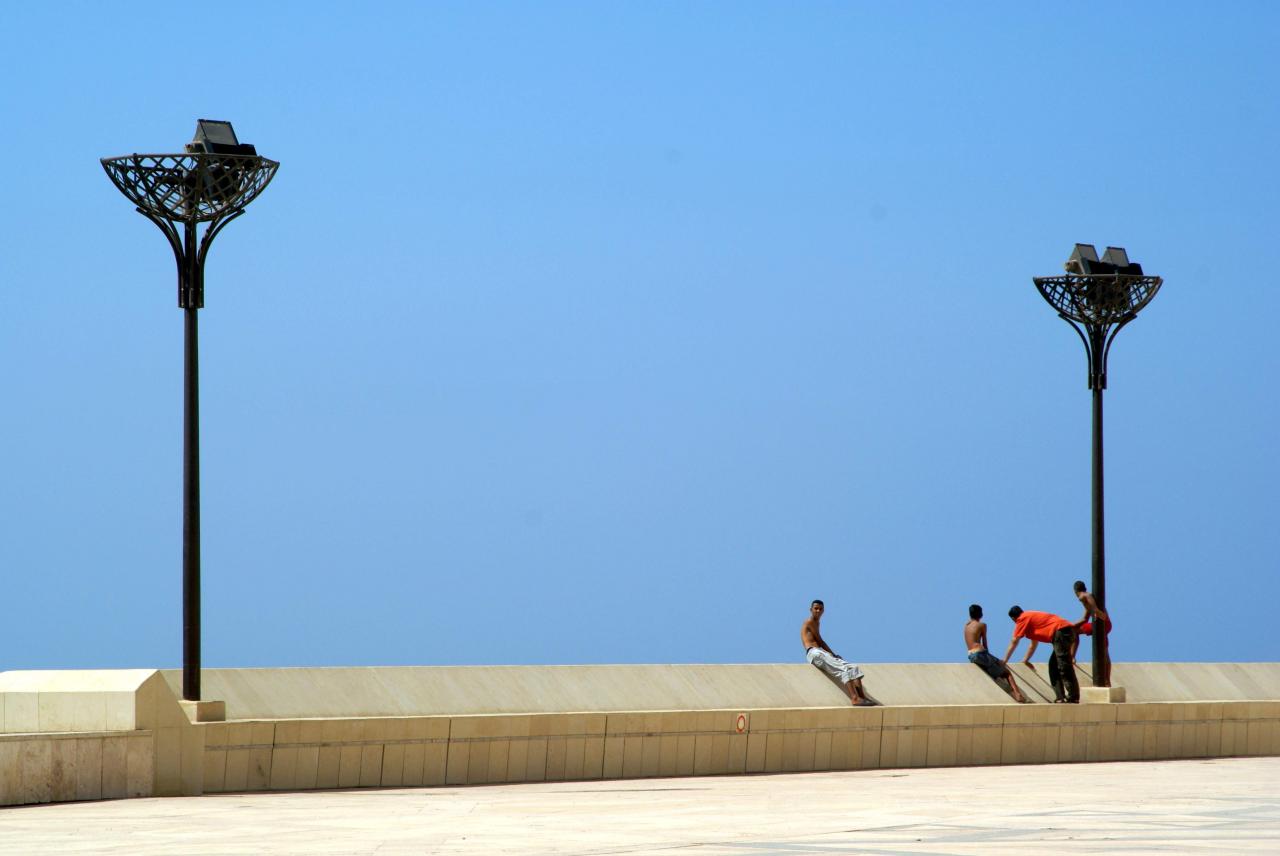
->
[968,649,1007,679]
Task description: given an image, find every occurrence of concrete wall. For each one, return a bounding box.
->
[4,664,1279,806]
[0,731,156,805]
[160,663,1280,718]
[198,700,1280,792]
[0,670,204,805]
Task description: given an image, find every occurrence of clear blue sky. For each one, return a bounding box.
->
[1,3,1277,670]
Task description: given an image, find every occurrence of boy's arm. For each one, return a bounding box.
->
[1078,592,1098,624]
[802,621,835,656]
[1022,640,1039,665]
[1002,634,1021,664]
[813,632,836,656]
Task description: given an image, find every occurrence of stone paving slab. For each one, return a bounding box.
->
[0,757,1277,854]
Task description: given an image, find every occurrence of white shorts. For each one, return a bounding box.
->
[806,648,864,683]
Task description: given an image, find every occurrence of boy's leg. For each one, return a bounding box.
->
[1054,631,1080,702]
[1100,624,1112,686]
[848,678,875,706]
[1003,666,1028,703]
[1047,652,1065,701]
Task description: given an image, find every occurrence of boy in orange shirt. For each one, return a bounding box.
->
[1003,606,1081,703]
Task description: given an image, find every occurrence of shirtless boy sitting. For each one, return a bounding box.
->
[964,604,1028,703]
[802,599,875,706]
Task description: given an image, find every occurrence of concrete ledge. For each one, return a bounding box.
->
[0,670,207,805]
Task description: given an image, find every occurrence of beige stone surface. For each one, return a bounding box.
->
[3,692,38,733]
[0,670,161,734]
[156,662,1280,719]
[21,739,53,804]
[73,738,102,801]
[0,741,21,804]
[0,757,1275,854]
[0,671,157,694]
[178,699,225,722]
[100,736,127,800]
[1081,685,1126,703]
[4,666,1279,808]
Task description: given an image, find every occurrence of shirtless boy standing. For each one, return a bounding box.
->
[1071,580,1112,685]
[964,604,1027,702]
[801,599,874,706]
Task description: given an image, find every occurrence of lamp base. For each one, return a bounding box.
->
[1081,686,1126,704]
[179,699,226,722]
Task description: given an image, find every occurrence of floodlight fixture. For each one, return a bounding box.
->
[1064,242,1145,277]
[1064,242,1100,274]
[1100,246,1130,269]
[186,119,259,156]
[101,122,278,701]
[1033,247,1162,689]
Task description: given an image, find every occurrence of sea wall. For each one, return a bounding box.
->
[3,663,1278,806]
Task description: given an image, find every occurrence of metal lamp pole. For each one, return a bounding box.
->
[1034,245,1161,688]
[102,121,278,701]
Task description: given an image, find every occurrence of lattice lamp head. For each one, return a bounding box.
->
[1035,245,1162,327]
[101,120,278,223]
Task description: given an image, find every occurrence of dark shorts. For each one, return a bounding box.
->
[968,649,1007,679]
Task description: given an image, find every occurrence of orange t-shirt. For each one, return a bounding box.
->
[1014,611,1072,644]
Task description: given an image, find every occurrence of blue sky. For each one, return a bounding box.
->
[1,3,1277,670]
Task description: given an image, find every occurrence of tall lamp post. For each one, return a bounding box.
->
[102,121,278,702]
[1034,245,1161,689]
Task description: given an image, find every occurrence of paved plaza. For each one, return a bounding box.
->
[1,757,1277,854]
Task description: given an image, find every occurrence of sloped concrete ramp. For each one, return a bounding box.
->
[159,662,1280,719]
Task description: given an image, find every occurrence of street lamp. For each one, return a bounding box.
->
[102,121,278,701]
[1034,245,1162,689]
